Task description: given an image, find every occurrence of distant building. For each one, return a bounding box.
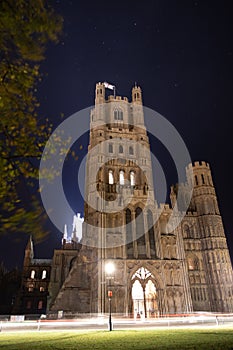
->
[13,236,51,315]
[16,83,233,316]
[13,213,83,315]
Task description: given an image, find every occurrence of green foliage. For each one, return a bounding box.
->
[0,0,63,239]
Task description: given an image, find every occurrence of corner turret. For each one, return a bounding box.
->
[186,161,219,216]
[95,82,105,105]
[132,84,142,104]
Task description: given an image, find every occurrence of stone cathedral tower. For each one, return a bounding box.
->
[47,83,233,316]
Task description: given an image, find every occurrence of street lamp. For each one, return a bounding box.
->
[105,261,115,331]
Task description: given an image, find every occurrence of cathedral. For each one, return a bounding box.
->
[16,82,233,317]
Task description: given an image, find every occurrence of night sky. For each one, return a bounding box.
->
[1,0,233,270]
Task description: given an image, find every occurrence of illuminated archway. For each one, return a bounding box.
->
[131,267,158,318]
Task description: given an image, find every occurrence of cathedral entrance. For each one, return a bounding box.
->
[131,267,158,319]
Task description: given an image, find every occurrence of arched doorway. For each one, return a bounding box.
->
[131,267,158,318]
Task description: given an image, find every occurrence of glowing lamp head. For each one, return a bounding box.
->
[105,261,115,275]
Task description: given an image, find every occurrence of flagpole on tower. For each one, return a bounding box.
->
[103,81,116,99]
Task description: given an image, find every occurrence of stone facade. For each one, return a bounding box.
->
[18,82,233,317]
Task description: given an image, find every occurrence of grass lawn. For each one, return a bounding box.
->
[1,327,233,350]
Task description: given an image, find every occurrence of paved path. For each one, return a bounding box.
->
[1,315,233,333]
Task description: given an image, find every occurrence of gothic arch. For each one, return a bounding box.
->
[131,267,156,285]
[119,145,123,154]
[129,265,164,318]
[119,169,125,185]
[41,269,47,279]
[129,264,164,291]
[133,202,145,211]
[125,208,133,258]
[129,170,135,186]
[135,206,146,257]
[125,203,134,213]
[108,169,114,184]
[187,253,199,271]
[147,209,156,258]
[182,223,191,238]
[114,108,123,121]
[129,146,134,155]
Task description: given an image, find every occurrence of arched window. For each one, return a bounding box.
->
[42,270,47,279]
[147,209,156,257]
[30,270,35,279]
[136,207,146,257]
[183,224,191,238]
[187,255,199,271]
[130,171,135,186]
[119,170,124,185]
[109,170,114,184]
[201,174,205,184]
[126,209,133,258]
[136,207,144,238]
[129,146,134,155]
[195,175,198,186]
[119,145,123,153]
[109,143,113,153]
[114,109,123,121]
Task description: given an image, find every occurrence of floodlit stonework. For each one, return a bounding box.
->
[17,83,233,317]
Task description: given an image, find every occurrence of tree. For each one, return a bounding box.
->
[0,0,63,239]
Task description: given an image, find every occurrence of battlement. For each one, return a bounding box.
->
[107,95,128,102]
[186,160,210,170]
[185,160,213,188]
[159,203,171,211]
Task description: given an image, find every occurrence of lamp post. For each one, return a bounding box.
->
[105,261,115,331]
[108,289,113,331]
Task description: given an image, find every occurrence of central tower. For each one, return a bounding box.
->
[84,82,157,253]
